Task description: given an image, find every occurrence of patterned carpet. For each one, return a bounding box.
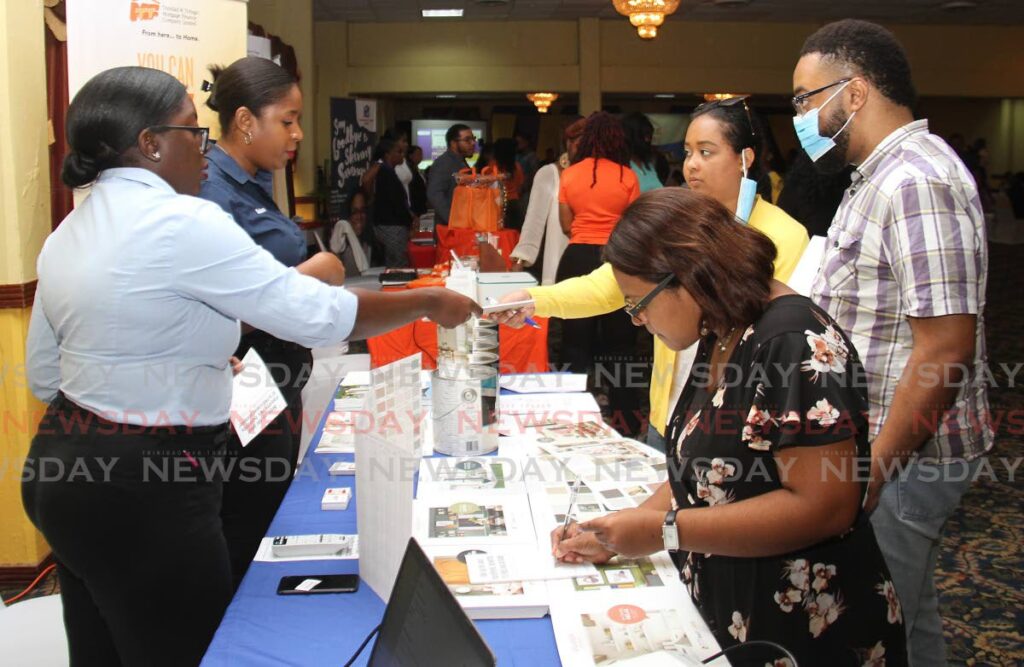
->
[937,242,1024,666]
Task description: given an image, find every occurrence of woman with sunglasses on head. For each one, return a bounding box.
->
[22,66,478,667]
[198,56,353,590]
[494,99,809,452]
[553,188,907,667]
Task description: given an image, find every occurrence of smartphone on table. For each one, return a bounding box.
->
[277,574,360,595]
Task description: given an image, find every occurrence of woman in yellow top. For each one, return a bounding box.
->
[495,97,809,451]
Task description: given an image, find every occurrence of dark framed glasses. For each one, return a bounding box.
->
[148,125,211,154]
[791,78,852,115]
[624,273,676,320]
[693,95,755,141]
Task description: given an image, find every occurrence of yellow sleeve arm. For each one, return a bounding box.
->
[527,262,625,319]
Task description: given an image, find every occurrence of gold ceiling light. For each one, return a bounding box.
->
[526,92,558,113]
[613,0,681,39]
[702,93,745,102]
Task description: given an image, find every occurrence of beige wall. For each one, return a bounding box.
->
[0,0,50,286]
[311,19,1024,174]
[0,0,52,568]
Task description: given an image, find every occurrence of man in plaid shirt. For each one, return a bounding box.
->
[792,20,992,667]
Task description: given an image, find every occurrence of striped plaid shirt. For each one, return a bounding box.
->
[811,120,993,462]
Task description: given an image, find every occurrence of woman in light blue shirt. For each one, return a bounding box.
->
[22,66,477,667]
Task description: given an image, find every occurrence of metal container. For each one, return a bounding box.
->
[432,363,499,456]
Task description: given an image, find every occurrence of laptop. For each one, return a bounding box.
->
[367,538,497,666]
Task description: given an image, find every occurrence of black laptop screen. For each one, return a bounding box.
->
[368,538,496,667]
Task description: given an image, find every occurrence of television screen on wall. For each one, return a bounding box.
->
[412,119,487,169]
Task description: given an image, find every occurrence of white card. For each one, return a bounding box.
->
[294,578,322,592]
[230,348,287,447]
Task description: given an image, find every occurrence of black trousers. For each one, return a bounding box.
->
[21,395,232,667]
[220,331,313,590]
[555,243,649,435]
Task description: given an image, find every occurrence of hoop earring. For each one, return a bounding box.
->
[243,132,253,145]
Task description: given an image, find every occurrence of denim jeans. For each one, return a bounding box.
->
[869,456,982,667]
[646,426,667,454]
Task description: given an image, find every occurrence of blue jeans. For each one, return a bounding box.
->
[646,427,667,453]
[869,456,982,667]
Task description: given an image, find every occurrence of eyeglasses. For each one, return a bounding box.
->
[623,273,676,320]
[693,95,755,141]
[791,78,852,115]
[458,136,477,144]
[148,125,211,154]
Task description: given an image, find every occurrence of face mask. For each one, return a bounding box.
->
[792,81,856,162]
[736,150,757,223]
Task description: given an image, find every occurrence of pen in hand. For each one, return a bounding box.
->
[561,475,583,541]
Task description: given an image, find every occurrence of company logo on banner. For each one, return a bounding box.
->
[66,0,247,203]
[68,0,246,109]
[130,1,160,22]
[357,99,377,133]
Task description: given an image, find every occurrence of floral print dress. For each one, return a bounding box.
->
[665,296,907,666]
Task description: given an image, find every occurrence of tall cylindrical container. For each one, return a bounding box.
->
[432,362,499,456]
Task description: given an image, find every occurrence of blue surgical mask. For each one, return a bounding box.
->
[736,150,757,223]
[792,81,855,162]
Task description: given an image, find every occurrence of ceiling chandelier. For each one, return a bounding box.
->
[526,92,558,113]
[612,0,681,39]
[702,93,745,102]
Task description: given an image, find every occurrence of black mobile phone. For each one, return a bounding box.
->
[277,574,360,595]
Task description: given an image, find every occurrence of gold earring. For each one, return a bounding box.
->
[243,132,252,145]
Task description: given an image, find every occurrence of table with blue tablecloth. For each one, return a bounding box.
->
[202,397,560,667]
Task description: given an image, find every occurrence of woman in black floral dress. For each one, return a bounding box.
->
[552,188,907,666]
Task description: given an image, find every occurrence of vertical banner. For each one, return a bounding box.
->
[329,97,377,218]
[66,0,248,139]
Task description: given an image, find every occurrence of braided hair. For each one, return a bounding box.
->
[573,112,630,188]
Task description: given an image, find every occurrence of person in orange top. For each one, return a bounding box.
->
[555,112,644,434]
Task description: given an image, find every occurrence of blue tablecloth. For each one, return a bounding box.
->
[202,399,561,666]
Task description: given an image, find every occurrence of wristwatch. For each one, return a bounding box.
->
[662,510,680,552]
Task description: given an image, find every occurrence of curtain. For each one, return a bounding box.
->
[45,0,72,229]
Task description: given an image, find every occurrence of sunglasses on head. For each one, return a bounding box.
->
[693,95,755,142]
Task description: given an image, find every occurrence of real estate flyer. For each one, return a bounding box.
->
[413,490,536,546]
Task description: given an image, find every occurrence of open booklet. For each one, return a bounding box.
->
[422,544,550,620]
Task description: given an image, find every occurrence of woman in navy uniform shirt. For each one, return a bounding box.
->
[199,57,343,589]
[23,66,478,666]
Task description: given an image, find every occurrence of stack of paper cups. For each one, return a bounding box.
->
[438,267,478,361]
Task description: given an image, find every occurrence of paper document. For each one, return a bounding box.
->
[500,373,588,393]
[465,552,597,584]
[230,348,287,447]
[787,235,826,296]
